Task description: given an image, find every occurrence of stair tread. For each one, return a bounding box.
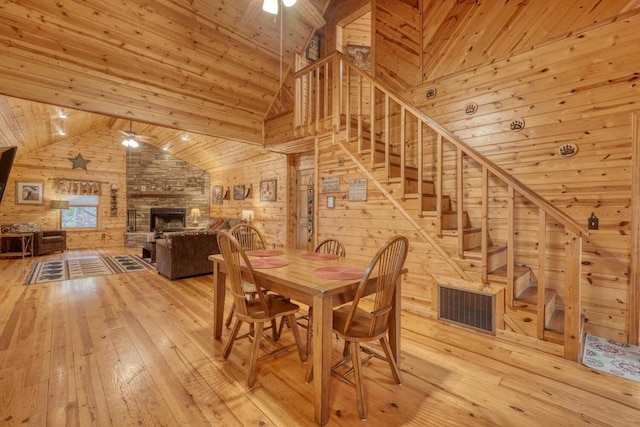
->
[489,264,530,280]
[515,286,556,305]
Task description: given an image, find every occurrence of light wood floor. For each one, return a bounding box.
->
[1,248,639,426]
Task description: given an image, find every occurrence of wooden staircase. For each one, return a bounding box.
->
[290,51,589,360]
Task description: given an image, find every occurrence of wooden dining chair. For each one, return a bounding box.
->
[216,231,307,388]
[225,223,268,328]
[230,223,266,251]
[298,239,346,354]
[329,235,409,420]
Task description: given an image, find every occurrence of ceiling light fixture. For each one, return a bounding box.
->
[263,0,297,15]
[262,0,278,14]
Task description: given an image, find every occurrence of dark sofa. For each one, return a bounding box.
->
[155,232,220,280]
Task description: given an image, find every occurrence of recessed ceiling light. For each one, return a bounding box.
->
[181,134,189,141]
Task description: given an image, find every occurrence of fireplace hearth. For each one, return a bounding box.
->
[150,208,186,231]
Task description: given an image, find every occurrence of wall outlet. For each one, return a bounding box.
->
[588,213,599,230]
[101,233,106,239]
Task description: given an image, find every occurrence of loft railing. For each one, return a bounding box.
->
[293,51,588,360]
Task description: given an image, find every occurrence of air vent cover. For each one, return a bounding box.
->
[438,284,496,334]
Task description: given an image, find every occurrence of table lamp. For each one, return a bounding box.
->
[190,208,202,227]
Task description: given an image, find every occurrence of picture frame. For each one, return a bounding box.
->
[327,196,335,209]
[16,181,44,205]
[306,32,321,62]
[345,44,371,72]
[260,179,277,202]
[233,184,245,200]
[212,185,223,205]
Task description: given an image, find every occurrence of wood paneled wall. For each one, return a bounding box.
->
[400,9,640,341]
[315,136,459,314]
[0,128,127,249]
[205,143,289,247]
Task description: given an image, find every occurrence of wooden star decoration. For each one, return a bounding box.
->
[68,153,90,170]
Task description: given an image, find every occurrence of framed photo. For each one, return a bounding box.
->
[260,179,277,202]
[212,185,223,205]
[233,184,245,200]
[16,181,44,205]
[306,32,321,61]
[345,44,371,72]
[327,196,335,209]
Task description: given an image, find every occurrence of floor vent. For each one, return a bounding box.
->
[438,283,496,334]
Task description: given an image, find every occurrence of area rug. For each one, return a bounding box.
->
[24,255,154,285]
[582,333,640,382]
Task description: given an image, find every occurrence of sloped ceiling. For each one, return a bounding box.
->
[1,0,639,168]
[0,0,328,148]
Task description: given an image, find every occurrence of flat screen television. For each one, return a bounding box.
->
[0,146,17,204]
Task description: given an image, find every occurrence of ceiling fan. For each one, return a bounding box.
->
[118,120,156,147]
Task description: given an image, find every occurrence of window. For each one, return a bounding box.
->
[60,195,99,229]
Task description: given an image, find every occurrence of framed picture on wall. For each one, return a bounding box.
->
[212,185,223,205]
[260,179,277,202]
[345,44,371,71]
[233,185,245,200]
[306,32,321,61]
[16,181,44,205]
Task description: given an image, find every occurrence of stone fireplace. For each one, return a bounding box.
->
[125,142,209,233]
[150,208,186,231]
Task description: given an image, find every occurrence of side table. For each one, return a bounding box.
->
[0,232,35,258]
[142,240,157,263]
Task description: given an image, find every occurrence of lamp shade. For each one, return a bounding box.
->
[262,0,278,14]
[51,200,70,209]
[190,208,202,227]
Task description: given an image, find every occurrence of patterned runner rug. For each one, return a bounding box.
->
[582,333,640,382]
[24,255,154,285]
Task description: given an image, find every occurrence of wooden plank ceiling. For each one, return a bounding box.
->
[0,0,327,148]
[1,0,639,168]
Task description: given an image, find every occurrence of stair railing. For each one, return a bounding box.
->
[293,51,588,360]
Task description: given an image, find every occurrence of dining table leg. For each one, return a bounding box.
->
[312,294,332,425]
[213,261,226,339]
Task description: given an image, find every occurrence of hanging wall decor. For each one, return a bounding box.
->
[233,185,245,200]
[68,153,91,170]
[212,185,224,205]
[465,102,478,115]
[510,119,525,131]
[260,179,277,202]
[558,143,579,157]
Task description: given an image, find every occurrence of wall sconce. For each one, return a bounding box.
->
[241,210,255,222]
[190,208,202,227]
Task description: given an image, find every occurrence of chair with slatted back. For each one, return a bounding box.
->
[216,230,307,387]
[230,223,266,251]
[329,235,408,420]
[225,223,268,328]
[300,239,346,354]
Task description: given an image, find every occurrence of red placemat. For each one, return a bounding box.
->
[251,258,290,269]
[300,253,340,261]
[313,266,364,280]
[246,249,284,257]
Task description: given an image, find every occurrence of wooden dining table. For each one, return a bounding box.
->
[209,247,404,426]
